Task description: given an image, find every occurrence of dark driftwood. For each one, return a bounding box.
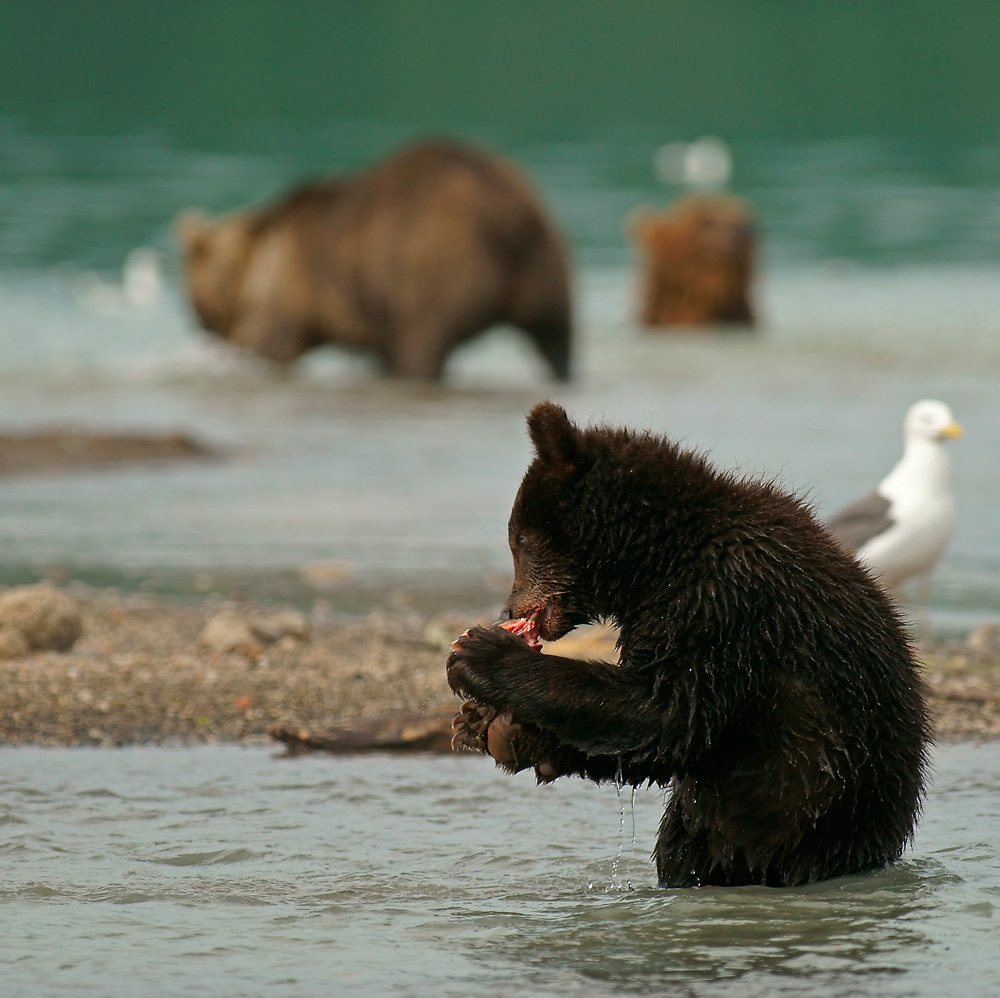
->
[0,429,215,477]
[268,710,457,755]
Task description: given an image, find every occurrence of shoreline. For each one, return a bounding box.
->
[0,589,998,749]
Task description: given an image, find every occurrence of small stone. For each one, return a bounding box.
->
[0,584,83,652]
[200,611,258,654]
[251,610,310,644]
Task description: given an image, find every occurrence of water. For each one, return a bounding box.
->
[0,743,997,997]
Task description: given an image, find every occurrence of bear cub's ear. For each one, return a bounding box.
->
[526,401,580,471]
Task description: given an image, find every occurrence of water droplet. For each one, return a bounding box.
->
[608,763,637,892]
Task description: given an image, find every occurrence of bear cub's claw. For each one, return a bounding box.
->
[451,701,495,753]
[451,701,524,768]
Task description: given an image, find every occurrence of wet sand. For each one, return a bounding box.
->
[0,590,997,748]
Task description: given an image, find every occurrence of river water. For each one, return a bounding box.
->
[1,743,998,997]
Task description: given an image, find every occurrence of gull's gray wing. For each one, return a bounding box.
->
[826,490,894,552]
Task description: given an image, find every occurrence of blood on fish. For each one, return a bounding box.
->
[499,617,542,650]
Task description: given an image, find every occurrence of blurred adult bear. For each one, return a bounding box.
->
[629,194,756,328]
[176,139,572,381]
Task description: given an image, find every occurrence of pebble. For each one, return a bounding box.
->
[0,584,83,652]
[200,609,310,654]
[199,611,259,655]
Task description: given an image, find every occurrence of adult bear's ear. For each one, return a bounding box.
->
[625,206,657,246]
[174,211,211,256]
[526,401,580,472]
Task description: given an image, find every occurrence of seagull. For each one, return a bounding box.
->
[827,399,963,591]
[71,247,164,315]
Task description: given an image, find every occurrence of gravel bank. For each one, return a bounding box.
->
[0,591,997,748]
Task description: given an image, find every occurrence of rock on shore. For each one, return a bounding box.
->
[0,584,83,654]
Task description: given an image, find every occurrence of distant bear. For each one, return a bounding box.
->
[176,139,572,381]
[448,402,929,888]
[629,194,756,328]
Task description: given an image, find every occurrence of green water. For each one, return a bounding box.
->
[2,2,1000,268]
[5,2,1000,142]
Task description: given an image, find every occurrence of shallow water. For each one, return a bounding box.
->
[0,743,997,997]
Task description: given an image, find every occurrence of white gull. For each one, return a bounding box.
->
[827,399,963,590]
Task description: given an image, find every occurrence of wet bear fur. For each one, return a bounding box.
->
[448,402,930,888]
[176,139,572,381]
[629,194,756,328]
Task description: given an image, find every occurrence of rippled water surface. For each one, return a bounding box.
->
[0,743,998,997]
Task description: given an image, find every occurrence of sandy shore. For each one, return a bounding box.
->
[0,590,998,748]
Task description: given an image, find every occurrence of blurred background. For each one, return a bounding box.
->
[1,1,998,635]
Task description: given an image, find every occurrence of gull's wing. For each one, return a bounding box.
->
[826,490,894,552]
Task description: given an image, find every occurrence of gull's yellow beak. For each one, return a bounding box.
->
[941,421,964,440]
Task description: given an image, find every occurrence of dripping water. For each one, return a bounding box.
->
[608,759,636,891]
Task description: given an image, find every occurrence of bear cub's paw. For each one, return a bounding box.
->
[450,700,496,753]
[450,701,527,766]
[446,624,541,706]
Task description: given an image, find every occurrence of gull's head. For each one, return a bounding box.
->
[905,399,963,443]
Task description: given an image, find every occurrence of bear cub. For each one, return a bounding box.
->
[448,402,929,888]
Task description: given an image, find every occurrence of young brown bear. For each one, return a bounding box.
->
[629,195,756,328]
[448,403,929,888]
[176,139,571,381]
